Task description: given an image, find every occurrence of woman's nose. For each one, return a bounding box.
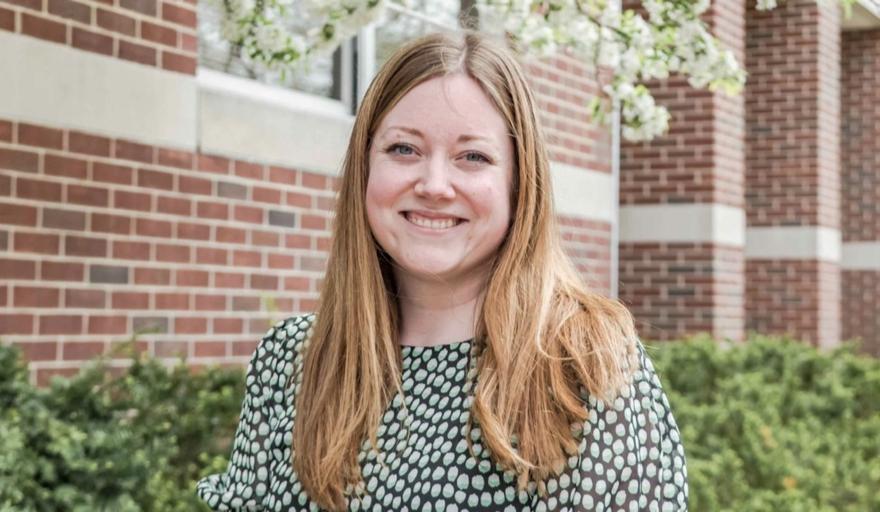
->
[414,156,455,200]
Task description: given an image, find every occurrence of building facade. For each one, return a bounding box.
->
[0,0,878,383]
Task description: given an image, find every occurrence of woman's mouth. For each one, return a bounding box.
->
[401,211,466,230]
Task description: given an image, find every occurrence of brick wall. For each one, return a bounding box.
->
[745,0,841,348]
[0,0,197,73]
[0,118,334,384]
[842,28,880,355]
[619,0,746,342]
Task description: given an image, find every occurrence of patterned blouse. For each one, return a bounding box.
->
[197,314,688,511]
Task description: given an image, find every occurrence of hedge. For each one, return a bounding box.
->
[1,335,878,511]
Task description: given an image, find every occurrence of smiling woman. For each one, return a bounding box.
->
[197,30,688,512]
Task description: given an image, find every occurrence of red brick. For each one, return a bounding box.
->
[157,148,193,169]
[2,0,43,9]
[285,233,310,249]
[115,139,154,163]
[48,0,91,23]
[134,267,170,285]
[14,232,59,254]
[268,253,294,269]
[135,218,172,237]
[194,247,227,267]
[0,148,39,173]
[88,315,127,334]
[0,6,13,31]
[233,205,263,223]
[114,190,151,211]
[44,154,87,179]
[216,226,246,244]
[214,271,244,288]
[112,291,149,309]
[17,177,62,202]
[176,269,208,286]
[195,294,225,310]
[137,168,174,190]
[157,196,191,215]
[156,243,189,262]
[0,258,36,279]
[214,318,243,334]
[301,173,328,190]
[196,201,228,220]
[96,8,136,36]
[161,50,196,74]
[161,1,194,27]
[112,240,151,260]
[174,317,206,334]
[284,276,310,291]
[13,286,59,307]
[155,292,187,309]
[63,341,106,360]
[155,341,189,358]
[234,160,262,179]
[91,213,131,234]
[252,186,281,204]
[0,314,34,334]
[22,13,67,44]
[301,214,326,230]
[176,221,209,240]
[197,154,230,174]
[92,162,133,185]
[65,235,107,257]
[39,315,82,335]
[286,191,311,208]
[72,27,113,56]
[68,184,109,207]
[0,120,12,142]
[65,288,105,308]
[250,274,277,290]
[18,123,63,149]
[180,32,196,52]
[41,261,83,281]
[67,130,110,156]
[251,230,279,247]
[141,20,176,46]
[232,296,259,311]
[120,0,155,15]
[178,175,211,195]
[269,166,297,185]
[232,250,261,267]
[194,340,226,357]
[14,341,57,361]
[118,39,157,66]
[43,207,85,230]
[0,202,38,226]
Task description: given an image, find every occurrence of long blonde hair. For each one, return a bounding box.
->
[293,30,638,510]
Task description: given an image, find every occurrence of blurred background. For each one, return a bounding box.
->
[1,0,878,510]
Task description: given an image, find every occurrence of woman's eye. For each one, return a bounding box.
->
[387,143,415,156]
[464,152,490,164]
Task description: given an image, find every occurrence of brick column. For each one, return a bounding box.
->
[745,0,841,348]
[618,1,746,342]
[842,27,880,355]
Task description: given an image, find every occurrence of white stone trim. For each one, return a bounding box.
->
[550,162,615,223]
[197,68,353,177]
[618,204,745,246]
[844,1,880,30]
[841,241,880,270]
[0,31,197,150]
[745,226,842,262]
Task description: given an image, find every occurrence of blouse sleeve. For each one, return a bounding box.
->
[566,341,689,511]
[196,324,286,511]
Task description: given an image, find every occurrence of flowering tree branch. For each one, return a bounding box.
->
[209,0,857,141]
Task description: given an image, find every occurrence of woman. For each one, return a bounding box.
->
[198,30,687,511]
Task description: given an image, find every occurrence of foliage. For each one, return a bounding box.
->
[647,334,880,512]
[205,0,856,142]
[0,333,878,510]
[0,342,243,512]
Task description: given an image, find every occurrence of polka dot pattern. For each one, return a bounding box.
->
[197,315,688,511]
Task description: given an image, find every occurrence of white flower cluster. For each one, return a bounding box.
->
[209,0,847,141]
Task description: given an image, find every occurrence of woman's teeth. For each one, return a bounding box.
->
[404,212,461,230]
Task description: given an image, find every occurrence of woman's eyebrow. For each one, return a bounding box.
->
[382,126,495,144]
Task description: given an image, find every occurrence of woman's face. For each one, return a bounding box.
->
[366,73,515,286]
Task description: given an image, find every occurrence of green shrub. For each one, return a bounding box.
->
[0,342,244,512]
[1,335,877,511]
[648,334,880,512]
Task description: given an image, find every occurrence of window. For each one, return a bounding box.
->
[197,1,476,111]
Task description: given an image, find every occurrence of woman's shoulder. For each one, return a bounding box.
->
[245,313,315,393]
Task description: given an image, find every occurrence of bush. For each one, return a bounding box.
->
[648,335,880,512]
[1,335,877,511]
[0,342,244,511]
